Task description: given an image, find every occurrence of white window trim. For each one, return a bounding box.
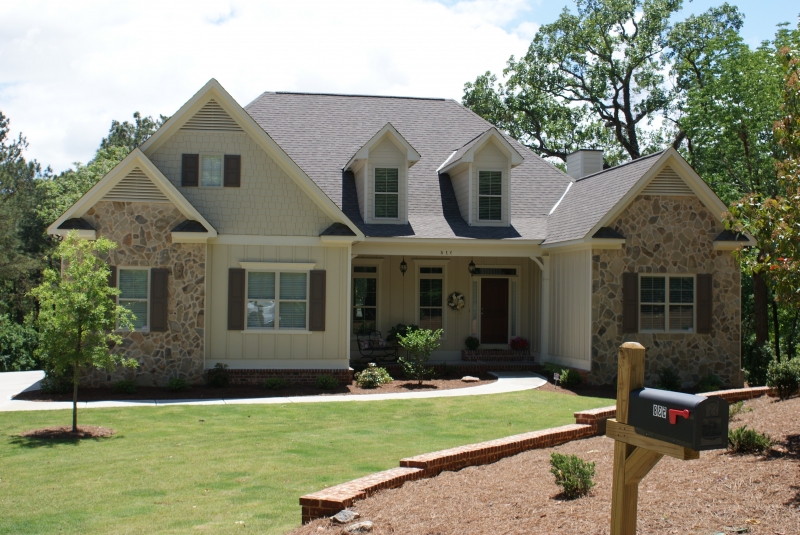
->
[373,167,400,220]
[199,153,224,188]
[243,265,312,334]
[351,261,382,336]
[471,265,520,346]
[639,274,696,333]
[117,267,150,332]
[414,259,449,340]
[477,169,503,222]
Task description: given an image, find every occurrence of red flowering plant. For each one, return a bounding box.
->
[510,337,529,350]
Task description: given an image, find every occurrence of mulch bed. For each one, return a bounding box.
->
[19,425,115,439]
[14,375,496,402]
[290,395,800,535]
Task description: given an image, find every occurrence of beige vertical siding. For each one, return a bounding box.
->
[548,249,592,369]
[471,141,511,226]
[351,255,538,358]
[450,166,470,221]
[366,137,407,224]
[149,130,333,236]
[207,243,350,368]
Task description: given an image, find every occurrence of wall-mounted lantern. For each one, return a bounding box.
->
[400,257,408,276]
[468,259,476,276]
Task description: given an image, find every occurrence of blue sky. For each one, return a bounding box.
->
[0,0,795,172]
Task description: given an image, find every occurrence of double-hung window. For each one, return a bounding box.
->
[119,268,149,330]
[374,168,399,218]
[419,267,443,331]
[200,154,223,187]
[246,272,308,330]
[640,275,695,332]
[353,266,377,333]
[478,171,502,221]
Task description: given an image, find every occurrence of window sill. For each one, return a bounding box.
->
[241,330,313,335]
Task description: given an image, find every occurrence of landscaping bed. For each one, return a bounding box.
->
[291,395,800,535]
[14,375,497,402]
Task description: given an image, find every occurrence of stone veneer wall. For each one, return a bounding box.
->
[591,195,743,388]
[80,201,206,387]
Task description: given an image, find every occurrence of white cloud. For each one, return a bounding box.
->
[0,0,537,172]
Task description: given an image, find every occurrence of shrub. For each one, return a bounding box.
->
[559,368,583,388]
[315,374,340,390]
[464,336,480,350]
[355,363,393,388]
[40,370,74,395]
[166,377,191,392]
[656,367,682,391]
[387,324,419,343]
[728,426,772,454]
[509,336,529,350]
[729,401,744,418]
[264,377,289,390]
[113,380,137,394]
[549,453,596,499]
[742,337,773,386]
[698,373,723,393]
[207,363,230,388]
[766,358,800,400]
[398,328,442,385]
[0,315,39,371]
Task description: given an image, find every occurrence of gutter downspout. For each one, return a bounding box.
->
[531,256,550,363]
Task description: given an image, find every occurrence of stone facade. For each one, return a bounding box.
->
[80,201,206,387]
[591,195,743,388]
[148,131,333,236]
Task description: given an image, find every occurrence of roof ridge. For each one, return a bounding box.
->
[576,150,665,181]
[271,91,447,101]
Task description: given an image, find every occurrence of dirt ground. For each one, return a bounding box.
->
[291,395,800,535]
[14,375,496,402]
[19,425,114,439]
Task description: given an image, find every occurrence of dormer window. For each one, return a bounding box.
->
[374,168,399,219]
[478,171,502,221]
[201,155,223,187]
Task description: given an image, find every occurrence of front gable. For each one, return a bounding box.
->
[140,79,363,239]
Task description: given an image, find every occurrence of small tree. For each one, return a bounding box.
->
[30,232,137,432]
[397,328,442,385]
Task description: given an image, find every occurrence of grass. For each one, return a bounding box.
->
[0,389,610,535]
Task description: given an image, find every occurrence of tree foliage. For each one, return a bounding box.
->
[463,0,743,164]
[29,232,137,431]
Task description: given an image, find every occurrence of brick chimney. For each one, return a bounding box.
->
[566,149,604,179]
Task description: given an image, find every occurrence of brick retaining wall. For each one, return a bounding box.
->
[298,385,775,523]
[223,368,353,386]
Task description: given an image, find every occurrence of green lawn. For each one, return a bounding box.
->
[0,390,610,535]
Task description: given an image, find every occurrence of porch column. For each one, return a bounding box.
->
[539,256,550,362]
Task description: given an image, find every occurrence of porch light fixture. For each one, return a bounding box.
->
[468,259,476,276]
[400,257,407,276]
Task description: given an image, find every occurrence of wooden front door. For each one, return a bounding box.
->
[481,278,509,344]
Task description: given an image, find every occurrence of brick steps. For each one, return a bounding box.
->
[298,385,775,523]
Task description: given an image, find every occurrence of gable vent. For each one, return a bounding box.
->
[642,165,694,196]
[180,99,243,132]
[102,168,170,203]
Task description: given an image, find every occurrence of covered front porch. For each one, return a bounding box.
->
[348,244,543,364]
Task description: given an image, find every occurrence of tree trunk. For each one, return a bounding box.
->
[753,271,769,348]
[771,299,781,361]
[72,365,79,433]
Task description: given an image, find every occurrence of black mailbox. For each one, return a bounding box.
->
[628,388,729,451]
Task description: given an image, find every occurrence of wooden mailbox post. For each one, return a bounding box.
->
[607,342,701,535]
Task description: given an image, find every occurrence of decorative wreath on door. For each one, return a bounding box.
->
[447,292,465,311]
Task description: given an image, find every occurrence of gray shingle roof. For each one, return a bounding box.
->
[544,151,665,244]
[245,92,569,240]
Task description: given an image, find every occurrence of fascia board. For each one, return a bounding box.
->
[50,229,97,240]
[360,236,543,246]
[540,239,594,252]
[343,123,421,171]
[171,232,211,243]
[319,235,360,246]
[439,129,523,174]
[141,78,364,240]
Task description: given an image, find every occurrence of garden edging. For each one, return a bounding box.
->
[298,385,776,523]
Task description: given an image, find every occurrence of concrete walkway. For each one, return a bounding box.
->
[0,370,547,412]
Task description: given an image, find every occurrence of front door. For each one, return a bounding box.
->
[481,278,509,344]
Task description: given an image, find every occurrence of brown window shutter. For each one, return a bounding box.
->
[107,265,117,304]
[309,270,326,331]
[224,155,241,187]
[622,272,639,333]
[182,154,199,187]
[150,268,169,332]
[696,274,713,334]
[228,268,246,331]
